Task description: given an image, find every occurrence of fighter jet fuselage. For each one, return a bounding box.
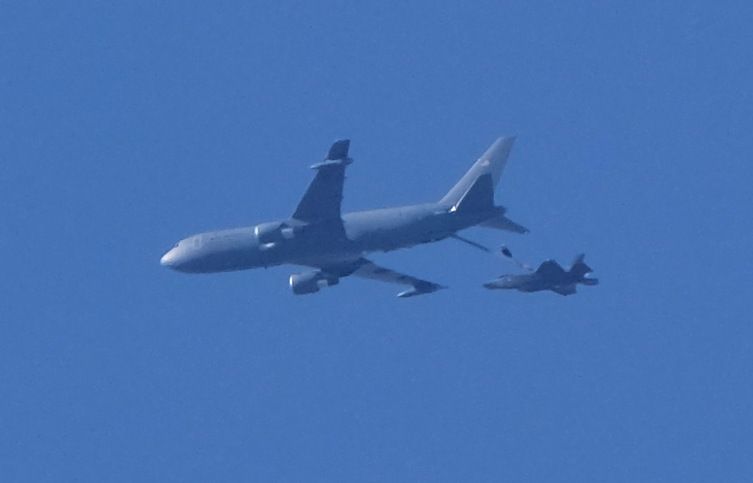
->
[484,255,598,296]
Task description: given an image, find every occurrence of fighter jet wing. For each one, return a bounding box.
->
[321,258,445,298]
[551,284,577,296]
[292,139,352,222]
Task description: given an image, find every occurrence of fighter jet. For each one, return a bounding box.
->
[160,137,527,297]
[483,254,598,296]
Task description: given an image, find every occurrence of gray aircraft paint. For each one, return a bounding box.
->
[484,255,599,296]
[161,137,527,297]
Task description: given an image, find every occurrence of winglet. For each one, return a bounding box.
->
[310,139,353,169]
[327,139,350,160]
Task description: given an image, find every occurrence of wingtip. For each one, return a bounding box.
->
[495,135,517,145]
[396,283,447,298]
[326,139,350,160]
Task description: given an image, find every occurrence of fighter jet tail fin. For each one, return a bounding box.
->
[440,136,515,208]
[569,254,593,277]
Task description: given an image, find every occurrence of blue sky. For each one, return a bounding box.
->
[2,1,753,481]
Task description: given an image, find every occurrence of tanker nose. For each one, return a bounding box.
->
[160,248,178,268]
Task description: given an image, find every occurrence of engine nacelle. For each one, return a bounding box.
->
[254,222,298,244]
[289,271,339,295]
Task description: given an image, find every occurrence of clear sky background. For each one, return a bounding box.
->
[2,1,753,481]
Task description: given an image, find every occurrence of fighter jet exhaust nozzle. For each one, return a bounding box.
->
[289,271,339,295]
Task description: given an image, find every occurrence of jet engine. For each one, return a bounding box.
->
[289,271,339,295]
[254,222,298,250]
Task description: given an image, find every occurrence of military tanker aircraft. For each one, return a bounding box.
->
[160,137,527,297]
